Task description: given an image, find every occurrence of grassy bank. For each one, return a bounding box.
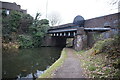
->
[37,48,67,78]
[76,38,120,78]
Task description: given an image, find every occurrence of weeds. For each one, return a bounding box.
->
[77,37,120,78]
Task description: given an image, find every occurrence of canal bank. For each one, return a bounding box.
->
[38,48,85,78]
[39,48,67,78]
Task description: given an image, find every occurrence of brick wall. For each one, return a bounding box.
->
[84,13,120,29]
[0,1,27,13]
[84,12,120,48]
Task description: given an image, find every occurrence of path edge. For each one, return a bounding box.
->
[38,48,67,78]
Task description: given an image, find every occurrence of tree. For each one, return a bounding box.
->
[30,13,49,37]
[48,12,62,26]
[109,0,120,5]
[2,10,33,43]
[25,13,49,48]
[2,10,22,42]
[19,14,33,33]
[109,0,120,13]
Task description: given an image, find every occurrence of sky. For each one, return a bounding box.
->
[1,0,119,24]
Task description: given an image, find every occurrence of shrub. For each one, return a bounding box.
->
[91,38,114,55]
[18,35,33,48]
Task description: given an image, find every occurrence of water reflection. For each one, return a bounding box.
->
[17,70,44,79]
[2,47,62,79]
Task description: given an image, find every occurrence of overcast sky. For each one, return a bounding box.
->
[1,0,119,24]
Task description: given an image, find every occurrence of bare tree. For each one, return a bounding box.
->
[108,0,120,11]
[48,12,62,26]
[109,0,120,5]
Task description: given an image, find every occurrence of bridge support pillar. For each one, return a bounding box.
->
[73,27,87,51]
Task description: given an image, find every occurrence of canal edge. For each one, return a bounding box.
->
[38,48,67,78]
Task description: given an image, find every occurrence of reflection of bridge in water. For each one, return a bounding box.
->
[44,13,119,51]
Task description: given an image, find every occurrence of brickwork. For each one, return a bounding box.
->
[74,13,120,51]
[0,1,27,13]
[84,13,120,29]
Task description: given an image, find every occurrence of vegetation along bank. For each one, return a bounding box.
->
[2,10,49,50]
[76,36,120,78]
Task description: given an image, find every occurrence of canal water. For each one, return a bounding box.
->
[2,47,63,79]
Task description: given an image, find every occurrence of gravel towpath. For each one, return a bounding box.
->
[53,48,85,78]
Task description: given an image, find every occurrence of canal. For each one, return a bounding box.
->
[2,47,63,79]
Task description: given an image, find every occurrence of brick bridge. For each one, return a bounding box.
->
[42,13,119,51]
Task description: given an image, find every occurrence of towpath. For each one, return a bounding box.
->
[53,48,85,78]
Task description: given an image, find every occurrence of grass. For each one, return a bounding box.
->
[37,48,67,79]
[88,66,96,71]
[91,38,114,55]
[76,38,120,78]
